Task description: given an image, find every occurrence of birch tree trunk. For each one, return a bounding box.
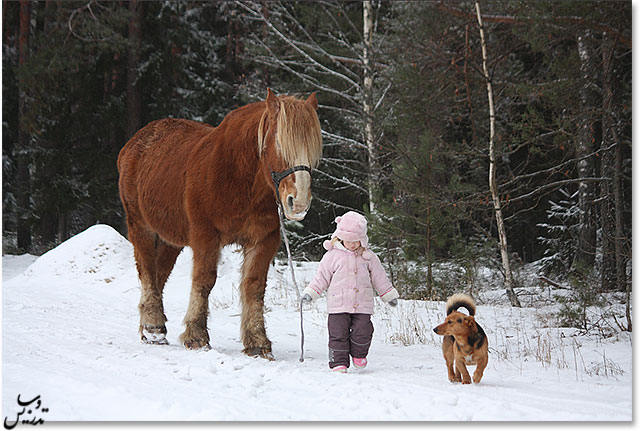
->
[363,0,376,213]
[475,1,520,307]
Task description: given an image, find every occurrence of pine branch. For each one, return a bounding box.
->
[506,177,603,205]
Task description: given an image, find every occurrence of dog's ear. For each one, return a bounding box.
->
[464,315,476,327]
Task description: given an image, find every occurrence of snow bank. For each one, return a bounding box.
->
[18,224,135,285]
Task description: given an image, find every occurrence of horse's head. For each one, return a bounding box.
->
[258,88,322,221]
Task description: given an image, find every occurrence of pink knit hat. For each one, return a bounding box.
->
[330,211,369,248]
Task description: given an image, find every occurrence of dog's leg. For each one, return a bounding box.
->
[456,358,472,384]
[447,361,458,382]
[473,356,488,384]
[454,366,461,382]
[443,336,460,382]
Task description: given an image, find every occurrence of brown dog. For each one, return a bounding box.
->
[433,293,488,384]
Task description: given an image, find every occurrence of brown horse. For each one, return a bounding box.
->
[117,89,322,358]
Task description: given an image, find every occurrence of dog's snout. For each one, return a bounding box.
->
[433,327,439,334]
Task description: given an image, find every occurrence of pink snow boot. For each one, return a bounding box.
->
[352,357,367,369]
[331,365,347,373]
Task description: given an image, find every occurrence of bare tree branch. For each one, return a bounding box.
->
[436,1,631,48]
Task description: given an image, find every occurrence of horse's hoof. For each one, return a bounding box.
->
[142,336,169,345]
[243,347,275,361]
[141,324,168,345]
[179,325,211,350]
[184,340,212,351]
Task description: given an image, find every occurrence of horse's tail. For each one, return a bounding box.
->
[446,293,476,316]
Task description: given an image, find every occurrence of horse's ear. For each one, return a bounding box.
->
[266,88,279,116]
[307,92,318,110]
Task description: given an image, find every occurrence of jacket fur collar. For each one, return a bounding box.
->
[322,239,373,260]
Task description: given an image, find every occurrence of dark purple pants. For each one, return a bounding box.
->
[327,313,374,368]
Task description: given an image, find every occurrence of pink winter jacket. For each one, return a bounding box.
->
[303,240,400,314]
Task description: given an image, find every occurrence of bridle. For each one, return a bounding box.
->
[270,165,312,205]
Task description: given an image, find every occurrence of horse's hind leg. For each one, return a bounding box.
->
[147,240,182,341]
[240,229,280,360]
[129,223,181,344]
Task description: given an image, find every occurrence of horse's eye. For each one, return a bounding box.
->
[457,318,462,323]
[447,320,452,324]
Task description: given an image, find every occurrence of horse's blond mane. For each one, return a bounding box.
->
[257,95,322,167]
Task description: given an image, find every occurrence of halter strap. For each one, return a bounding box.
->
[271,165,312,204]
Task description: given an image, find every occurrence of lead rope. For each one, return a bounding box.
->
[276,204,305,362]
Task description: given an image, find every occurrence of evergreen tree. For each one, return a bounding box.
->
[3,1,251,253]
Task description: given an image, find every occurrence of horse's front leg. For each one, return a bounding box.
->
[240,229,280,360]
[180,239,221,350]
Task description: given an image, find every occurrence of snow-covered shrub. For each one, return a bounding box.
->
[536,188,580,278]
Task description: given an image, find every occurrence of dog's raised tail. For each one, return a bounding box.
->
[446,293,476,316]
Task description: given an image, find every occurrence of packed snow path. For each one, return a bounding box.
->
[2,225,632,421]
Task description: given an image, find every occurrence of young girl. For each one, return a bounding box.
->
[302,211,399,373]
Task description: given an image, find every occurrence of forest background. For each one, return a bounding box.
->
[2,1,631,324]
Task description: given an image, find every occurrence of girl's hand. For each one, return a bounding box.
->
[302,294,313,303]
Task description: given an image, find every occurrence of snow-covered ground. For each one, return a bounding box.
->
[2,225,632,423]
